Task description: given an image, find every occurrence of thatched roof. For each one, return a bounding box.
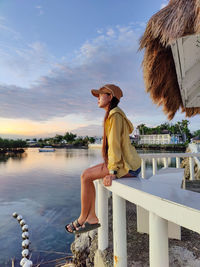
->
[139,0,200,120]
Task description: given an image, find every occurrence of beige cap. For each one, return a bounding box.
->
[91,84,123,101]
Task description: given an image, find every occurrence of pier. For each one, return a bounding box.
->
[95,151,200,267]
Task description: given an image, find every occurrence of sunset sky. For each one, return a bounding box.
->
[0,0,199,139]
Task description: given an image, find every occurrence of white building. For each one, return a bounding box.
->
[139,134,181,145]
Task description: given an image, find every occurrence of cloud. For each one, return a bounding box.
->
[36,5,44,16]
[1,21,198,134]
[0,24,148,121]
[0,40,54,87]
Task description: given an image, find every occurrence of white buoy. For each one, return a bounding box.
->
[20,219,26,226]
[23,260,33,267]
[20,258,33,267]
[17,215,23,222]
[20,258,27,266]
[22,249,29,257]
[22,239,30,249]
[22,232,29,239]
[22,225,29,232]
[13,212,33,265]
[13,212,18,218]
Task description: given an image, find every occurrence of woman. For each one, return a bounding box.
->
[65,84,141,234]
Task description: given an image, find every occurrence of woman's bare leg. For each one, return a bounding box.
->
[78,163,109,223]
[67,163,109,231]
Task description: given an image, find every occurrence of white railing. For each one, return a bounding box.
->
[140,152,200,180]
[96,152,200,267]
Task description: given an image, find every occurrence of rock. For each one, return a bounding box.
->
[71,198,200,266]
[71,230,98,267]
[169,246,200,266]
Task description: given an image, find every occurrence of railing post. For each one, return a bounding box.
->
[141,158,146,178]
[97,181,108,251]
[189,157,194,180]
[149,212,169,267]
[176,157,180,168]
[113,193,127,267]
[152,158,157,175]
[163,157,168,168]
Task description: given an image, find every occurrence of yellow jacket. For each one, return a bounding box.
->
[105,106,141,178]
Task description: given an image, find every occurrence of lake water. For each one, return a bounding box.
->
[0,148,177,266]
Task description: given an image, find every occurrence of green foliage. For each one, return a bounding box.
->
[137,120,192,142]
[0,138,27,148]
[193,130,200,137]
[63,132,77,143]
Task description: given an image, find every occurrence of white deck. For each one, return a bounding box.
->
[96,152,200,267]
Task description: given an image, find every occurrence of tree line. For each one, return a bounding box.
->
[0,138,26,149]
[137,120,197,143]
[31,132,96,147]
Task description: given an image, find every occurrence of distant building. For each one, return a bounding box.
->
[139,134,182,145]
[94,137,102,144]
[26,140,38,146]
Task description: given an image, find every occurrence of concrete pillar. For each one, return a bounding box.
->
[149,212,169,267]
[113,193,127,267]
[152,158,157,175]
[141,158,146,178]
[189,157,194,180]
[98,181,108,251]
[176,157,180,168]
[163,157,168,168]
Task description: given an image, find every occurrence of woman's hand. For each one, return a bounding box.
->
[103,174,116,186]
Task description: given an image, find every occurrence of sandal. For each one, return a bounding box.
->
[74,222,101,234]
[65,219,82,234]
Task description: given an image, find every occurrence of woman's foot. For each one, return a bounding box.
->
[65,219,83,233]
[74,221,101,234]
[85,215,99,225]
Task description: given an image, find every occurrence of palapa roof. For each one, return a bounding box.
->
[139,0,200,120]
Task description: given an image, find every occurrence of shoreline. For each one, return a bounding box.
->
[0,148,25,155]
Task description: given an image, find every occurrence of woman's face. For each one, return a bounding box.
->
[98,93,112,109]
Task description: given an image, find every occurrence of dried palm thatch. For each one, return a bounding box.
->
[139,0,200,120]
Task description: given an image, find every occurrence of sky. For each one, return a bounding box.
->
[0,0,199,139]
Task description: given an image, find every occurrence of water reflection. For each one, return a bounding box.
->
[0,148,180,266]
[0,152,27,164]
[0,148,102,266]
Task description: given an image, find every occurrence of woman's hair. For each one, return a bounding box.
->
[102,95,119,164]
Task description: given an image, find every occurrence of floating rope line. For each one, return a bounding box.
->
[12,212,33,267]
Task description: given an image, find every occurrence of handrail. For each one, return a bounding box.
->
[139,152,200,179]
[96,152,200,267]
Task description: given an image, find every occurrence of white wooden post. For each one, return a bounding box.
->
[141,158,146,178]
[113,193,127,267]
[189,157,194,180]
[176,157,180,168]
[98,181,108,251]
[149,212,169,267]
[152,158,157,175]
[163,157,168,168]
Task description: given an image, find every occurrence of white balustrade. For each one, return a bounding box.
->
[152,158,157,175]
[149,212,169,267]
[98,180,108,251]
[189,157,195,180]
[163,157,168,168]
[176,157,180,168]
[113,193,127,267]
[96,152,200,267]
[141,158,146,178]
